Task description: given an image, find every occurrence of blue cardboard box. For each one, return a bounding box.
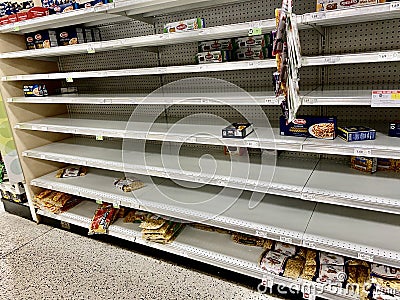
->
[338,126,376,142]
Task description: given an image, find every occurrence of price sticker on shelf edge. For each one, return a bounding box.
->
[378,52,399,61]
[303,240,316,248]
[256,230,268,238]
[354,148,372,156]
[358,253,374,262]
[87,45,95,54]
[13,26,20,32]
[96,135,104,141]
[113,201,121,209]
[390,1,400,11]
[372,90,400,107]
[96,199,103,204]
[66,77,73,83]
[280,236,293,244]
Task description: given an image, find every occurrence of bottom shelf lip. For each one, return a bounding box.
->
[36,205,359,300]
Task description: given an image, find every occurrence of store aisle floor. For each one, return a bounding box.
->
[0,208,276,300]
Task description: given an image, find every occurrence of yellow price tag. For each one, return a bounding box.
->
[391,93,400,100]
[66,77,73,83]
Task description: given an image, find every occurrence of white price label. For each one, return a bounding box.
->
[303,241,316,248]
[265,98,277,105]
[96,200,102,204]
[354,148,372,156]
[390,1,400,10]
[324,56,341,64]
[309,12,326,20]
[302,98,317,105]
[47,185,53,190]
[255,230,268,238]
[181,251,189,258]
[378,52,399,61]
[372,90,400,107]
[302,193,316,201]
[113,201,121,209]
[96,135,104,141]
[158,67,168,74]
[66,77,74,83]
[280,236,293,244]
[247,141,260,148]
[40,154,46,159]
[358,253,374,262]
[198,28,210,35]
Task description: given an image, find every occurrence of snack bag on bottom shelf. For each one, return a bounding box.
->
[316,264,346,286]
[300,249,318,281]
[370,264,400,300]
[88,203,119,235]
[346,260,371,300]
[124,210,151,223]
[259,250,289,275]
[114,177,145,192]
[56,166,88,178]
[319,251,345,265]
[283,254,306,279]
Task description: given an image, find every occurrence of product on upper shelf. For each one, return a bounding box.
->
[23,84,48,97]
[234,34,271,49]
[56,166,88,178]
[113,177,145,193]
[163,18,205,33]
[279,115,337,139]
[316,0,383,12]
[235,46,267,60]
[198,39,233,52]
[337,126,376,142]
[222,122,254,139]
[370,264,400,300]
[195,50,231,64]
[224,146,248,156]
[320,252,345,265]
[389,121,400,138]
[33,190,82,214]
[32,30,58,49]
[351,156,378,173]
[56,26,84,46]
[89,202,119,235]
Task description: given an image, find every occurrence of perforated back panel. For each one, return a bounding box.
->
[57,0,398,155]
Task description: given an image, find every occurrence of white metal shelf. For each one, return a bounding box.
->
[16,114,400,159]
[302,160,400,215]
[3,50,400,81]
[23,137,400,214]
[0,0,252,34]
[302,1,400,27]
[8,92,282,105]
[37,200,357,300]
[0,19,276,59]
[32,168,400,269]
[7,89,371,106]
[32,168,316,245]
[1,60,276,81]
[23,137,317,198]
[302,133,400,159]
[0,4,121,34]
[304,203,400,268]
[15,114,305,151]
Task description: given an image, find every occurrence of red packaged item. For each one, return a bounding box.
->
[0,16,10,25]
[27,7,49,19]
[17,12,29,22]
[8,14,18,23]
[88,203,119,235]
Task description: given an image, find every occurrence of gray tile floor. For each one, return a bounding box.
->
[0,206,280,300]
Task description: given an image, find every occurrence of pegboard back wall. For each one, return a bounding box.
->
[326,19,400,55]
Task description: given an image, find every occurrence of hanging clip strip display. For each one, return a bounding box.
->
[273,0,302,124]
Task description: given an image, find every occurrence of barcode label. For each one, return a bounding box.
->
[255,230,268,238]
[280,236,293,244]
[303,241,316,248]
